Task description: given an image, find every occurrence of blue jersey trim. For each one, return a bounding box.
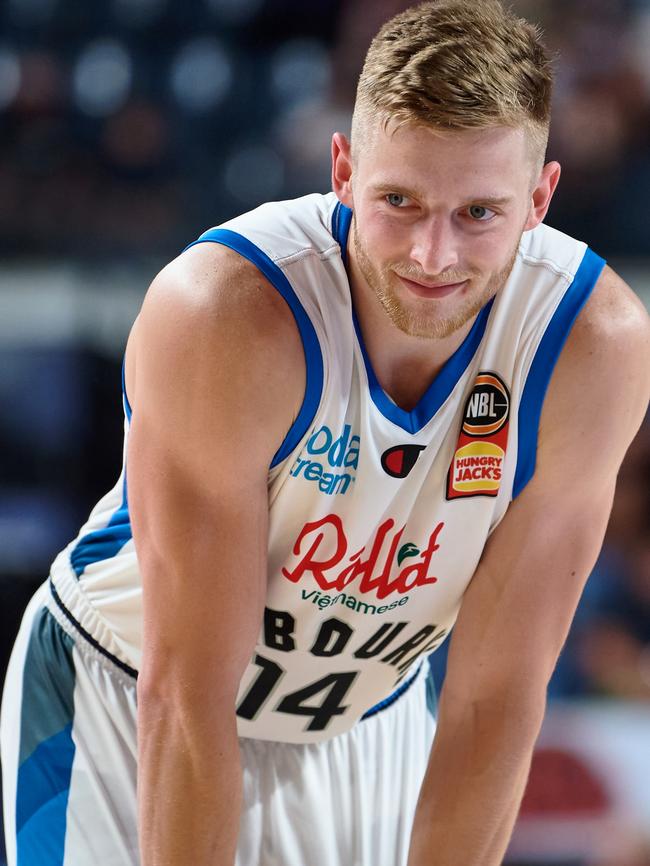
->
[16,608,76,866]
[121,358,133,421]
[69,486,132,579]
[70,365,133,578]
[17,731,75,865]
[185,228,324,468]
[513,247,606,498]
[361,661,422,720]
[332,200,494,435]
[332,200,352,268]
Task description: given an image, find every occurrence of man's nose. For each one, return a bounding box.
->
[410,216,460,276]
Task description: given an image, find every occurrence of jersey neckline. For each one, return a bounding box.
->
[331,200,494,435]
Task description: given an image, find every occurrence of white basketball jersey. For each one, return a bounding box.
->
[48,192,604,743]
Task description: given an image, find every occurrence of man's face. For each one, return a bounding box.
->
[346,123,543,339]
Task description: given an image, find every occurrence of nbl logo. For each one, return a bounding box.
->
[446,371,511,500]
[461,373,509,437]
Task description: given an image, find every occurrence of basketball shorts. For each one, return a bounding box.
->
[1,582,437,866]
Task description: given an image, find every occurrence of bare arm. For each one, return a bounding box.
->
[408,267,650,865]
[126,244,305,866]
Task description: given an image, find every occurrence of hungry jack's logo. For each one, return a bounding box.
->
[446,372,510,500]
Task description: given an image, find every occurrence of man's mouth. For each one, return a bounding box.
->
[396,274,469,298]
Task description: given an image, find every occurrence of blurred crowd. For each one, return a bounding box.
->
[0,0,648,260]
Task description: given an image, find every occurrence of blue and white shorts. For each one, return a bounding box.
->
[1,582,437,866]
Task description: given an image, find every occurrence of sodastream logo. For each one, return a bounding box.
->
[289,424,359,496]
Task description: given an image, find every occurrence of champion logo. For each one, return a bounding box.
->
[381,444,426,479]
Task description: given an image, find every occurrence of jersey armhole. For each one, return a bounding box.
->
[121,358,133,422]
[185,228,324,468]
[513,247,606,498]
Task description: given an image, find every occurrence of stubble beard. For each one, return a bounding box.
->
[352,219,520,340]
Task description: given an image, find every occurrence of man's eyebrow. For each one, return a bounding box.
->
[468,196,514,206]
[370,180,423,197]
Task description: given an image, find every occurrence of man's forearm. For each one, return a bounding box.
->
[138,693,242,866]
[407,689,543,866]
[483,762,531,864]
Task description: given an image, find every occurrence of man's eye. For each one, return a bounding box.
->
[386,193,408,207]
[467,205,495,221]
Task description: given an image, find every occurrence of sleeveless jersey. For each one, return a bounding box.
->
[48,192,605,743]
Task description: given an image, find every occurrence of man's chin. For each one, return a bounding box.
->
[382,288,494,340]
[383,307,468,341]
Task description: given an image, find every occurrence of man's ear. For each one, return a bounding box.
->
[331,132,354,208]
[524,161,561,230]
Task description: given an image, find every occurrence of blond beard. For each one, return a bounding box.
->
[352,219,520,339]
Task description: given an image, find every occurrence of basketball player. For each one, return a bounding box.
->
[2,2,649,865]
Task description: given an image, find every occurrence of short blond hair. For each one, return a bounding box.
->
[352,0,553,161]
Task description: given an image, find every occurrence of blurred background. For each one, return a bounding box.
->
[0,0,649,863]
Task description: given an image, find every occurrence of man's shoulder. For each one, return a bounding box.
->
[125,235,306,478]
[127,241,306,419]
[538,264,650,474]
[147,241,296,333]
[571,265,649,363]
[515,224,649,351]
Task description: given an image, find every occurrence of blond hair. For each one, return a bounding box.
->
[352,0,553,161]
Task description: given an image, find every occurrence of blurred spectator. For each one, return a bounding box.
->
[0,0,647,260]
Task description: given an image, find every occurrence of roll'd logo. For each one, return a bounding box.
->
[447,372,510,500]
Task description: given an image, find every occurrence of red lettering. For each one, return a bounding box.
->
[282,516,445,599]
[281,514,347,589]
[471,467,498,480]
[336,520,399,593]
[390,522,443,595]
